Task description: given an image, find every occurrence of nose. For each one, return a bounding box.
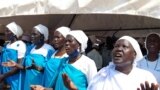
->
[115,46,123,51]
[54,37,58,42]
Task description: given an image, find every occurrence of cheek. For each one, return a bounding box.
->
[124,52,135,62]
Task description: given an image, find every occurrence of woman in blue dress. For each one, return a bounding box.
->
[2,24,55,90]
[1,22,26,90]
[31,30,97,90]
[42,26,71,88]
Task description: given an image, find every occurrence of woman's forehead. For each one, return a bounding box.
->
[116,39,131,45]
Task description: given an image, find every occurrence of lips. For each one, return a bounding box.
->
[113,53,123,60]
[65,47,70,52]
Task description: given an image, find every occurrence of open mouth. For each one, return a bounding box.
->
[113,53,123,60]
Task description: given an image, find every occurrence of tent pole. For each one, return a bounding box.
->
[68,14,77,28]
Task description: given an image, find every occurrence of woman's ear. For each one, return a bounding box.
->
[40,35,44,41]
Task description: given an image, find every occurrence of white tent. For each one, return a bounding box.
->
[0,0,160,40]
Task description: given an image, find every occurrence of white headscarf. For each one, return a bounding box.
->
[55,26,71,38]
[33,24,48,41]
[119,36,143,62]
[6,22,23,38]
[68,30,88,52]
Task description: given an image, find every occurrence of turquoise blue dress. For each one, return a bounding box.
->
[23,54,46,90]
[1,47,22,90]
[54,58,88,90]
[43,57,62,87]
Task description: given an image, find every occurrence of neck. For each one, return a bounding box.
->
[69,53,81,64]
[10,40,16,44]
[115,65,133,74]
[35,43,44,49]
[147,53,159,61]
[55,47,66,56]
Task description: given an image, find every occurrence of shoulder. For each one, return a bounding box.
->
[136,57,146,66]
[14,40,26,47]
[134,67,157,83]
[80,55,96,64]
[9,40,26,50]
[43,43,54,50]
[134,67,156,78]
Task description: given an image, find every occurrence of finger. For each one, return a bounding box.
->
[137,88,140,90]
[2,62,8,65]
[151,83,159,90]
[2,62,10,67]
[140,83,145,90]
[145,81,150,90]
[30,85,36,89]
[155,84,159,90]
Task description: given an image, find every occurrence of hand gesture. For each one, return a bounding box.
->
[2,60,17,67]
[62,73,77,90]
[25,59,36,70]
[30,85,46,90]
[137,81,159,90]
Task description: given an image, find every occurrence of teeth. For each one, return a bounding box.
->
[115,54,122,57]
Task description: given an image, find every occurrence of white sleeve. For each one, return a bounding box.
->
[86,58,97,84]
[16,41,27,59]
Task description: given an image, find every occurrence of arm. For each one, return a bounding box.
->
[2,60,25,70]
[0,58,23,82]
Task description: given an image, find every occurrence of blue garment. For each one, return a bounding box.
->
[54,58,88,90]
[24,54,46,90]
[25,43,34,55]
[1,47,22,90]
[43,58,62,87]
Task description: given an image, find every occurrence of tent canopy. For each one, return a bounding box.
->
[0,0,160,40]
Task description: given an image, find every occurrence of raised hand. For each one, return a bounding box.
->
[2,60,17,67]
[62,73,77,90]
[137,81,159,90]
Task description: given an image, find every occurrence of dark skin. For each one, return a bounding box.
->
[29,34,82,90]
[52,31,66,57]
[145,34,160,61]
[62,39,159,90]
[65,35,82,64]
[25,29,45,72]
[112,39,136,74]
[2,29,45,72]
[137,81,159,90]
[0,29,22,83]
[28,30,68,72]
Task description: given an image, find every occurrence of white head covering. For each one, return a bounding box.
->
[33,24,48,41]
[6,22,23,38]
[119,36,143,62]
[55,26,71,38]
[68,30,88,52]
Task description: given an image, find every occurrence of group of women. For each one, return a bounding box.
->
[0,21,159,90]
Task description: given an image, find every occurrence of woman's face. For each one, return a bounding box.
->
[31,29,41,44]
[53,31,66,49]
[65,35,80,55]
[5,28,15,41]
[112,39,136,67]
[146,34,160,54]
